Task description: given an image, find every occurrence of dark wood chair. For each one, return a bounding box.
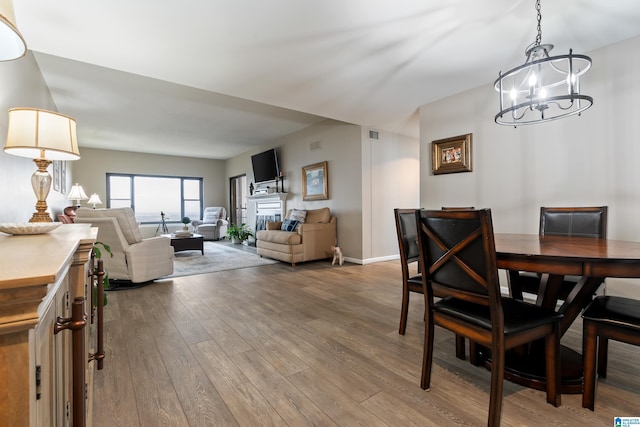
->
[394,208,422,336]
[508,206,608,302]
[394,208,466,359]
[416,208,562,427]
[581,296,640,410]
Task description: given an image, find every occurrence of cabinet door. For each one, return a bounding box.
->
[34,300,55,427]
[34,276,71,427]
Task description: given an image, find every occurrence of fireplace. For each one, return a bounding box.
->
[247,192,289,233]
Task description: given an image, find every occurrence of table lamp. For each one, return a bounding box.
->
[87,193,102,209]
[0,0,27,61]
[3,108,80,222]
[67,183,88,208]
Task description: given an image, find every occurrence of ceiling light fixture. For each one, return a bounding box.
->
[494,0,593,126]
[0,0,26,61]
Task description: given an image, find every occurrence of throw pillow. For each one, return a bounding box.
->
[281,219,299,232]
[289,209,307,224]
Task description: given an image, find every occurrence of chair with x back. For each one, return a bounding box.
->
[508,206,608,303]
[416,208,563,426]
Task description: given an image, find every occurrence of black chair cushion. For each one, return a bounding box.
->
[582,296,640,331]
[541,210,606,238]
[435,297,562,335]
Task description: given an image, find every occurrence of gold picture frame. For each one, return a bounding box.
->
[432,133,472,175]
[302,161,328,201]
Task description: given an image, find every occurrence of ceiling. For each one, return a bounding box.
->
[12,0,640,160]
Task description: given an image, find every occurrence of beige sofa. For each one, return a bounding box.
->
[256,207,337,266]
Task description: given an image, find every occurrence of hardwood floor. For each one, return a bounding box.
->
[92,260,639,426]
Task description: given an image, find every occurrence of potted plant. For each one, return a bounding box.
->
[181,216,191,231]
[226,223,253,244]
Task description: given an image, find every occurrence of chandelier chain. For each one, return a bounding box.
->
[534,0,542,47]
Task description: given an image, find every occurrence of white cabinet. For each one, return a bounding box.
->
[0,224,97,427]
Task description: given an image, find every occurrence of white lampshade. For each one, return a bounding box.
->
[67,183,88,202]
[0,0,26,61]
[4,108,80,161]
[87,193,102,208]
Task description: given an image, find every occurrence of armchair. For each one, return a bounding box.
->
[256,207,336,266]
[74,207,174,283]
[192,207,228,240]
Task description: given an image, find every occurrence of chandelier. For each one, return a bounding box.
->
[494,0,593,126]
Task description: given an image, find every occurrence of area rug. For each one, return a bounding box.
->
[165,242,278,278]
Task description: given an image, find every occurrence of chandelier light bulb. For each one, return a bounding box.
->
[510,88,518,102]
[539,87,547,99]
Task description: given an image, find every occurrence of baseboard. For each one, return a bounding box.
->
[344,254,399,265]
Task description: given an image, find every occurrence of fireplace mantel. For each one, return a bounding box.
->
[247,192,289,233]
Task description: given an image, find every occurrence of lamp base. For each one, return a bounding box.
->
[29,158,53,223]
[29,212,53,222]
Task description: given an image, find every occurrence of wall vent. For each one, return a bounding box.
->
[310,140,321,151]
[369,130,379,140]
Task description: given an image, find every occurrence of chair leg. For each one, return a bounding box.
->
[597,337,608,378]
[545,324,561,407]
[488,343,505,427]
[399,288,410,335]
[420,316,435,390]
[582,320,598,410]
[455,334,466,360]
[469,341,480,366]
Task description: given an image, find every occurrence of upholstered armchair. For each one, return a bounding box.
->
[74,207,174,283]
[256,207,337,266]
[192,207,228,240]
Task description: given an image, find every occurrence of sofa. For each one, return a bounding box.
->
[75,207,175,283]
[256,207,337,266]
[192,207,228,240]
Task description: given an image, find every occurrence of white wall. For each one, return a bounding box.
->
[362,128,420,262]
[0,52,68,222]
[226,119,365,261]
[419,35,640,297]
[225,119,420,263]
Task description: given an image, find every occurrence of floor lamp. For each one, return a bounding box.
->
[3,108,80,222]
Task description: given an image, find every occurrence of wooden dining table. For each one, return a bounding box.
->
[489,233,640,393]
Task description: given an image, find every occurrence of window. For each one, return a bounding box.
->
[106,173,203,224]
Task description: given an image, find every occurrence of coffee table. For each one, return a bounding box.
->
[163,233,204,254]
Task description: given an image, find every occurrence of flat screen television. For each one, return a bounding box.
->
[251,148,279,183]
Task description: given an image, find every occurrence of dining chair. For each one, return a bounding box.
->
[581,296,640,410]
[508,206,608,302]
[394,208,466,359]
[394,208,422,336]
[416,208,562,427]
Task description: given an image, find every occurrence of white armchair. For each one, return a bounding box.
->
[192,207,228,240]
[75,207,174,283]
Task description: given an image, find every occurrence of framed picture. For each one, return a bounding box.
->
[60,161,67,194]
[431,133,472,175]
[53,161,61,192]
[302,161,328,201]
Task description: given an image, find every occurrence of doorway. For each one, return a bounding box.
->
[229,174,247,226]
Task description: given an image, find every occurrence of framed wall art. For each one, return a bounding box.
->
[53,160,61,192]
[431,133,472,175]
[59,160,67,194]
[302,161,328,201]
